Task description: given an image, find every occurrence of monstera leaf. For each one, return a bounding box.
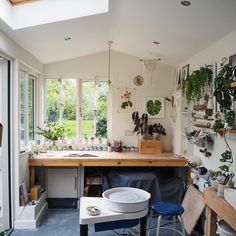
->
[146,99,162,116]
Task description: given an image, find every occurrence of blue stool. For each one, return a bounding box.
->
[148,202,185,236]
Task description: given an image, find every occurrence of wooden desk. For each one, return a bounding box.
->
[203,187,236,236]
[28,151,188,187]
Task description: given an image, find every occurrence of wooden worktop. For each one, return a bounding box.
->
[204,187,236,233]
[28,151,187,167]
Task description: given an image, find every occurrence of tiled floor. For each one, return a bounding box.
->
[11,209,184,236]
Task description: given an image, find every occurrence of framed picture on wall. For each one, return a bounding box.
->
[229,54,236,67]
[144,97,164,118]
[117,88,136,112]
[182,64,190,84]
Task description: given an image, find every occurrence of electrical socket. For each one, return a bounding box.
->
[124,130,133,136]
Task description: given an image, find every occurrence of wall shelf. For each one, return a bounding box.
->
[217,128,236,137]
[192,122,211,128]
[231,82,236,88]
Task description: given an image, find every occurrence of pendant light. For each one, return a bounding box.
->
[107,41,113,86]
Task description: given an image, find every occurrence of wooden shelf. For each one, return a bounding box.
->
[193,105,206,111]
[231,82,236,88]
[193,117,214,121]
[217,128,236,137]
[192,121,211,128]
[204,188,236,234]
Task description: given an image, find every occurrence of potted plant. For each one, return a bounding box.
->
[37,122,69,149]
[213,62,236,130]
[182,65,213,106]
[132,111,166,153]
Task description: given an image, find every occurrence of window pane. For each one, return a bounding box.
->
[95,81,108,138]
[81,81,108,139]
[19,70,26,148]
[46,79,76,140]
[81,81,95,138]
[63,79,77,139]
[46,79,60,122]
[28,76,35,141]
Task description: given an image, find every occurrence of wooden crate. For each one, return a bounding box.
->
[138,140,163,154]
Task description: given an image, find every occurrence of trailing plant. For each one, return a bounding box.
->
[224,110,235,126]
[212,118,224,132]
[213,63,236,112]
[131,111,166,140]
[213,61,236,131]
[183,65,213,104]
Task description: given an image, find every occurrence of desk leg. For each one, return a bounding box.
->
[30,167,35,188]
[205,206,217,236]
[140,216,147,236]
[80,224,88,236]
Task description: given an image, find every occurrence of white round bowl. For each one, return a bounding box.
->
[102,187,150,213]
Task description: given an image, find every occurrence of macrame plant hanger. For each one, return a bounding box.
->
[141,59,160,85]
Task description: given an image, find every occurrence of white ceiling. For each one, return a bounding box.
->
[1,0,236,66]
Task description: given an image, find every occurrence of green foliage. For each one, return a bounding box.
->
[96,117,107,138]
[37,122,69,142]
[146,100,161,116]
[131,111,166,138]
[225,110,235,126]
[212,119,224,132]
[183,65,213,103]
[64,120,76,139]
[213,63,236,111]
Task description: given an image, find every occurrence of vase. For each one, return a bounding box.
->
[49,141,58,151]
[142,133,153,140]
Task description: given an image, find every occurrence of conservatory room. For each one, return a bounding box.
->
[0,0,236,235]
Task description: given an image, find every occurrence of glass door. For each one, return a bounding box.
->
[0,56,11,230]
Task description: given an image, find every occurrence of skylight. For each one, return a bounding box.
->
[9,0,35,5]
[1,0,108,29]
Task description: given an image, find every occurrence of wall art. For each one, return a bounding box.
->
[145,97,164,118]
[117,88,136,112]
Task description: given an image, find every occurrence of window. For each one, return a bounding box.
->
[81,80,108,138]
[46,79,77,139]
[19,69,36,150]
[45,78,108,140]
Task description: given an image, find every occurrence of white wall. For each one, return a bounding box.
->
[180,29,236,175]
[44,51,176,151]
[0,28,43,222]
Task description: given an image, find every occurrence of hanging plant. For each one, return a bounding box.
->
[183,65,213,103]
[213,63,236,112]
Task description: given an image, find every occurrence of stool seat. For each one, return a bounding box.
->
[151,202,184,217]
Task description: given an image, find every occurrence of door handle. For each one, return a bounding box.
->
[74,176,77,190]
[0,123,3,147]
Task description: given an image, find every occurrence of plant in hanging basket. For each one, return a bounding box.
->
[182,65,213,104]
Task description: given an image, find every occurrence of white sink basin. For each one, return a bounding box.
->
[102,187,150,213]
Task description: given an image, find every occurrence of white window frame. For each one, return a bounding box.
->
[45,77,108,140]
[19,69,37,151]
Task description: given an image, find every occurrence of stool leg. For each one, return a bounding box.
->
[80,224,88,236]
[140,216,147,236]
[179,215,185,236]
[147,210,153,236]
[156,215,162,236]
[173,216,176,236]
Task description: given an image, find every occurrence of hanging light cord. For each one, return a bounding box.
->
[107,41,113,86]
